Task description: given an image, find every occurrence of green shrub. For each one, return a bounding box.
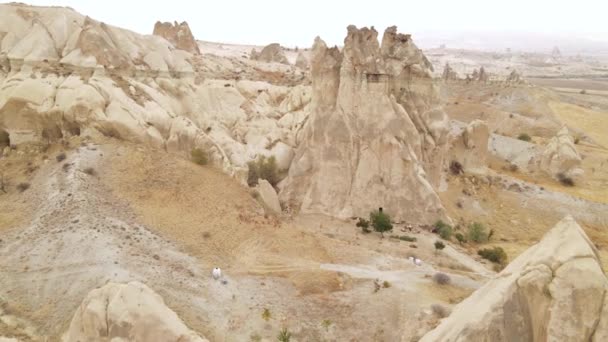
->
[191,148,208,166]
[468,222,488,243]
[277,328,292,342]
[517,133,531,142]
[398,235,417,242]
[356,217,371,233]
[17,182,30,192]
[370,210,393,237]
[478,247,508,265]
[557,172,575,187]
[247,156,279,187]
[455,233,467,245]
[435,220,453,240]
[262,308,271,321]
[434,241,445,250]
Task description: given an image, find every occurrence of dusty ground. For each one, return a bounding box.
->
[0,138,487,341]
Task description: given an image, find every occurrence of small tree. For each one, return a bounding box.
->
[455,233,466,245]
[370,210,393,237]
[434,241,445,251]
[478,247,508,266]
[435,220,453,240]
[468,222,488,243]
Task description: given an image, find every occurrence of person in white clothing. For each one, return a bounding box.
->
[212,267,222,280]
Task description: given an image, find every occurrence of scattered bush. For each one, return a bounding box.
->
[434,220,453,240]
[434,241,445,250]
[517,133,531,142]
[262,308,271,321]
[557,172,575,187]
[574,137,581,144]
[455,233,467,245]
[17,182,30,192]
[83,167,96,176]
[433,272,451,285]
[509,164,519,172]
[478,247,508,265]
[370,210,393,237]
[580,89,587,95]
[247,156,279,187]
[488,229,495,241]
[250,333,262,342]
[431,304,450,318]
[383,280,391,288]
[467,222,488,243]
[356,217,371,233]
[56,152,66,162]
[321,319,332,331]
[449,160,463,175]
[191,148,208,166]
[277,328,292,342]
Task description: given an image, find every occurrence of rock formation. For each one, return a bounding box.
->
[250,43,289,64]
[421,215,608,342]
[279,26,449,223]
[153,21,200,54]
[295,51,309,69]
[442,63,459,81]
[0,4,309,184]
[63,281,208,342]
[478,66,489,82]
[506,69,522,83]
[449,120,489,173]
[539,126,583,181]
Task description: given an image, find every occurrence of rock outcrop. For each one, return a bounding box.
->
[449,120,489,173]
[478,67,489,82]
[421,216,608,342]
[63,281,208,342]
[539,126,583,181]
[295,51,309,69]
[153,21,200,54]
[442,63,459,81]
[0,4,310,184]
[250,43,289,64]
[279,26,449,223]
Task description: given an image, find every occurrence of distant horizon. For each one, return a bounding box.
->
[8,0,608,53]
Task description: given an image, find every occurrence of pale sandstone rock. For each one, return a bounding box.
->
[279,26,449,223]
[250,43,289,64]
[256,179,282,213]
[153,21,200,54]
[420,216,608,342]
[539,126,583,181]
[295,51,309,69]
[62,281,208,342]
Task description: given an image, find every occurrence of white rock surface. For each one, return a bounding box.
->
[421,216,608,342]
[62,281,208,342]
[256,179,282,213]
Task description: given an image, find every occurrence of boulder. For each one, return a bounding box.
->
[153,21,200,54]
[279,26,449,224]
[506,70,522,83]
[420,216,608,342]
[62,281,208,342]
[539,126,583,181]
[250,43,289,64]
[256,179,281,213]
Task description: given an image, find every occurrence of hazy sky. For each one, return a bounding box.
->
[18,0,608,48]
